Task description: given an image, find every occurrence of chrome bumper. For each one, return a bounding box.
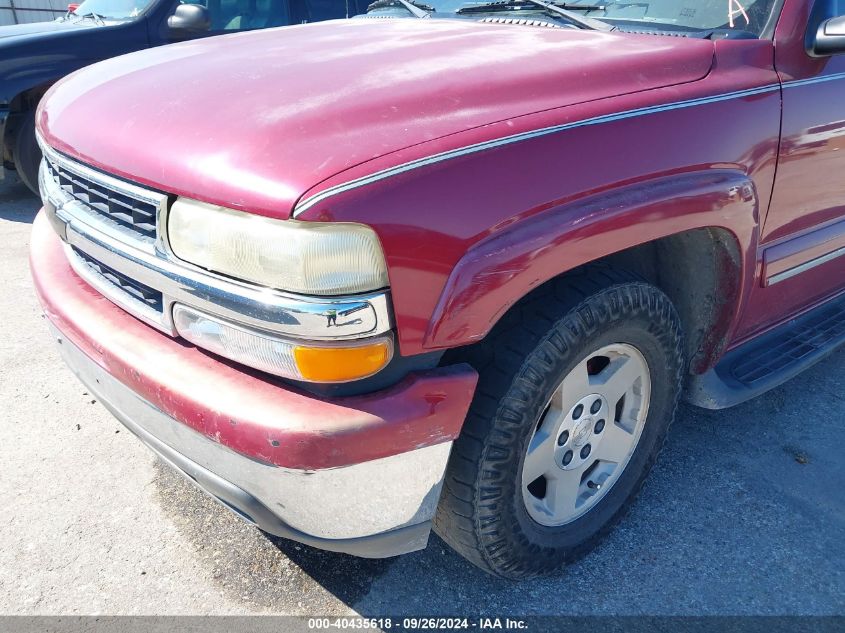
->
[52,324,450,557]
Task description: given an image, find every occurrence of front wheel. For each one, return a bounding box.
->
[433,268,684,579]
[13,111,41,196]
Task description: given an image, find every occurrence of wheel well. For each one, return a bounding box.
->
[600,228,742,374]
[478,227,743,376]
[9,84,49,113]
[3,84,51,166]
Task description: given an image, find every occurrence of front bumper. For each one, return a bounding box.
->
[31,211,478,556]
[53,324,445,556]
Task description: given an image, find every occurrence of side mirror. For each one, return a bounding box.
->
[167,3,211,35]
[809,15,845,57]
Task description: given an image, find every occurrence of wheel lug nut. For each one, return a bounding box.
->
[594,419,605,434]
[572,405,583,420]
[562,450,573,466]
[580,444,591,459]
[557,430,569,446]
[590,399,602,414]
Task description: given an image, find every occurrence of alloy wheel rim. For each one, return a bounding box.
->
[521,343,652,527]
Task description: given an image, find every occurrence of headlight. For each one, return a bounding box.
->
[173,304,393,383]
[167,198,389,296]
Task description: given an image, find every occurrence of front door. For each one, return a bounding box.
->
[736,0,845,340]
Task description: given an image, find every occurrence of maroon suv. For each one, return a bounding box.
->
[29,0,845,577]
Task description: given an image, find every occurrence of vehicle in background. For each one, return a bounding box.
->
[0,0,368,195]
[0,0,67,27]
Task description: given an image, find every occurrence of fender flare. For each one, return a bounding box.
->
[423,169,759,357]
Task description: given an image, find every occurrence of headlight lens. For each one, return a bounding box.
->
[173,304,393,383]
[168,198,389,296]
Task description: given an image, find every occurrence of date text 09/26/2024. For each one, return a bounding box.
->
[307,618,528,630]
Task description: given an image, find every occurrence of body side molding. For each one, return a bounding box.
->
[292,84,782,217]
[293,72,845,218]
[764,217,845,285]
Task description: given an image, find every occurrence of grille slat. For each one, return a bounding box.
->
[47,160,159,241]
[72,247,163,313]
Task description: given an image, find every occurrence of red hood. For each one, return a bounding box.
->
[38,19,714,218]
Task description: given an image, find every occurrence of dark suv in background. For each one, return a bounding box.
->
[0,0,367,194]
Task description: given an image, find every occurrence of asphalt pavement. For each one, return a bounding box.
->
[1,180,843,616]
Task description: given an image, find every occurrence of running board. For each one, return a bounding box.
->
[686,293,845,409]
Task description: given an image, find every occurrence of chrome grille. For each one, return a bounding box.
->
[42,151,166,243]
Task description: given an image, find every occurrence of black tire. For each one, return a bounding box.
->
[433,266,684,579]
[13,111,41,196]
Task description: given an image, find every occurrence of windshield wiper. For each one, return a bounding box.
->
[457,0,611,29]
[550,3,607,9]
[75,11,107,25]
[367,0,434,18]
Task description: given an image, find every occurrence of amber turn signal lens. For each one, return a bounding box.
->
[173,304,392,383]
[293,340,392,383]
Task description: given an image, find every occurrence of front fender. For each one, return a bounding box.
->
[424,170,759,352]
[0,59,94,108]
[277,42,781,359]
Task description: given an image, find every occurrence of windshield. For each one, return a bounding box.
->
[71,0,155,20]
[568,0,779,35]
[374,0,781,37]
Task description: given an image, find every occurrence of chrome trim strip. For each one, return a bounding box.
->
[292,84,782,216]
[41,158,392,341]
[767,245,845,286]
[38,73,845,228]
